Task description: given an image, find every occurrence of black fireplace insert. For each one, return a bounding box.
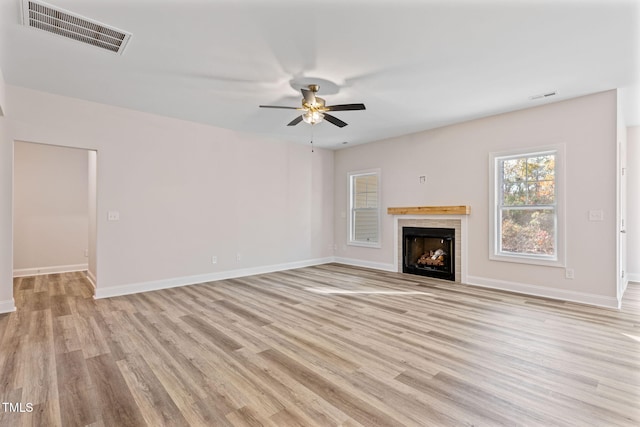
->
[403,227,455,281]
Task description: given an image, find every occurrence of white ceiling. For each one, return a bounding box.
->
[1,0,638,149]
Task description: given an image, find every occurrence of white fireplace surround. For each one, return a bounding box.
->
[393,215,468,283]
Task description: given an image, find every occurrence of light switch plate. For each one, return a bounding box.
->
[588,210,603,221]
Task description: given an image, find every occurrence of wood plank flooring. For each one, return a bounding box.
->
[1,264,639,426]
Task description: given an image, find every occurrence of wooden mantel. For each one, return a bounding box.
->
[387,205,471,215]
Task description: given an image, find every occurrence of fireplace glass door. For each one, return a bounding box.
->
[403,227,455,281]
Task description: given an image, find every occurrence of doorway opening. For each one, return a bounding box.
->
[13,141,97,294]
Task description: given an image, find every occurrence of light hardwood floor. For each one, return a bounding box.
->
[1,264,638,426]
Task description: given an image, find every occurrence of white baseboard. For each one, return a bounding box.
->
[0,299,16,314]
[628,272,640,283]
[466,275,619,309]
[13,264,88,278]
[86,270,97,293]
[333,257,396,272]
[95,257,334,299]
[90,255,623,309]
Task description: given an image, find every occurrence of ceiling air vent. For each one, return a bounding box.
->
[21,0,131,54]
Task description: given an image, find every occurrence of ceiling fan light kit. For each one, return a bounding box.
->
[302,110,324,125]
[260,84,366,128]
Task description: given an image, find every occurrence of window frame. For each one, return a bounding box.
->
[489,145,565,267]
[348,169,382,248]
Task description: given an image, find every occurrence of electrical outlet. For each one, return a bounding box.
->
[236,253,241,262]
[84,249,89,258]
[211,256,217,264]
[107,211,120,221]
[565,268,574,279]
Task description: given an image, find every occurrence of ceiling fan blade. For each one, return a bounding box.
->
[259,105,299,109]
[287,115,304,126]
[326,103,366,111]
[301,88,316,105]
[323,113,348,128]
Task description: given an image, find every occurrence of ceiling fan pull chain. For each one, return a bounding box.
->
[310,126,314,153]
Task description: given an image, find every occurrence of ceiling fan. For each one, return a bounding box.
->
[259,84,366,128]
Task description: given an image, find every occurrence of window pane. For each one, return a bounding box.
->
[527,155,555,181]
[365,190,377,208]
[362,174,378,187]
[353,174,378,209]
[354,191,378,209]
[502,158,526,183]
[528,181,554,204]
[500,209,555,255]
[502,182,527,205]
[353,209,378,242]
[354,192,367,208]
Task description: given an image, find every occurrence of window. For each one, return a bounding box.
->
[349,170,380,247]
[490,146,564,266]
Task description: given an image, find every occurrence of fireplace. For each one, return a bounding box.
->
[392,208,468,283]
[402,227,455,281]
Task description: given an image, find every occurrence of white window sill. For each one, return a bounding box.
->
[490,252,564,268]
[348,241,382,249]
